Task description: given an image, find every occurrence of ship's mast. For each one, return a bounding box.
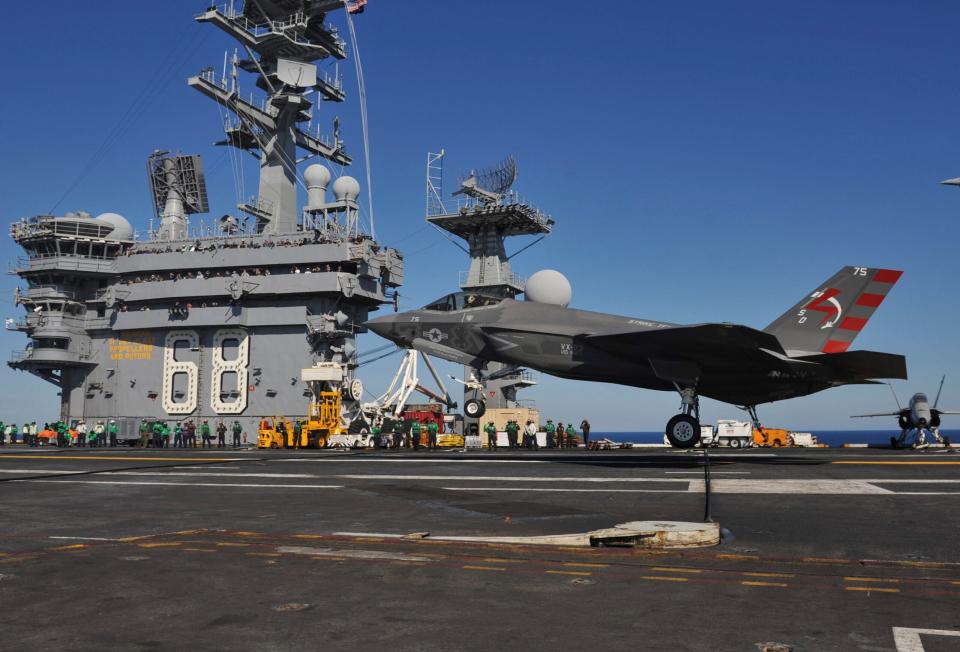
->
[189,1,351,234]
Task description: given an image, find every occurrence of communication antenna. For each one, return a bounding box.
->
[886,382,902,411]
[934,374,946,409]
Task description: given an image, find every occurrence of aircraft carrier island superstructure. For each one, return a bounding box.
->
[7,1,403,440]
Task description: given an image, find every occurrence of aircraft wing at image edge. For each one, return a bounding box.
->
[587,266,907,383]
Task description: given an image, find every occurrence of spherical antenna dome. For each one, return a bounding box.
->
[303,164,331,189]
[332,175,361,202]
[94,212,134,241]
[524,269,572,307]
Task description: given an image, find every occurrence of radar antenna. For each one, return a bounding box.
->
[454,156,518,205]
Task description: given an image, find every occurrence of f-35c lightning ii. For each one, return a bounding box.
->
[366,266,906,448]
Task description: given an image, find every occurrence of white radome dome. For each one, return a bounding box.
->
[94,212,134,241]
[304,164,331,189]
[332,175,361,202]
[525,269,572,307]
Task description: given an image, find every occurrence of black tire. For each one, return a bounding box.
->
[890,436,898,449]
[898,415,911,430]
[348,418,369,434]
[943,436,951,447]
[728,438,741,449]
[464,399,486,419]
[931,413,941,428]
[665,415,700,449]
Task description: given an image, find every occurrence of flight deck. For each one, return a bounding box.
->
[1,446,958,651]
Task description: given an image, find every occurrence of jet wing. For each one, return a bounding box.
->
[587,323,786,359]
[585,323,787,385]
[851,412,902,418]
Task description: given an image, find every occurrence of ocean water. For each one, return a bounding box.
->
[590,430,959,448]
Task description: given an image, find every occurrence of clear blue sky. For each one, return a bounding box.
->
[1,0,958,430]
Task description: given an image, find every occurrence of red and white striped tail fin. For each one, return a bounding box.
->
[763,267,902,355]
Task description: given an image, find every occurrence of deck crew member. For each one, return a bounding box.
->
[392,424,403,449]
[216,420,227,448]
[580,419,591,449]
[75,421,87,448]
[174,423,184,448]
[410,420,422,451]
[186,420,197,448]
[90,421,101,447]
[108,420,118,447]
[426,420,439,451]
[545,420,556,448]
[200,420,212,448]
[505,420,519,449]
[232,420,242,447]
[292,420,302,449]
[565,423,576,448]
[485,421,498,451]
[56,422,66,448]
[525,420,539,450]
[139,420,149,448]
[556,422,565,449]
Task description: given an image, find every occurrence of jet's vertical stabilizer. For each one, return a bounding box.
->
[764,266,902,355]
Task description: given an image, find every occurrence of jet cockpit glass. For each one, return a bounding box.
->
[915,393,928,403]
[422,292,503,312]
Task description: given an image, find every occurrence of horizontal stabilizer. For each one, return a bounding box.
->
[794,350,907,382]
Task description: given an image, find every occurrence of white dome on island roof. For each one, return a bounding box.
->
[332,175,361,202]
[524,269,572,307]
[304,164,331,189]
[93,212,134,241]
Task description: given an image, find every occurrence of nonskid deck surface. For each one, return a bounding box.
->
[1,447,958,651]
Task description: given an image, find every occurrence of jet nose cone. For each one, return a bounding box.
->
[364,314,400,341]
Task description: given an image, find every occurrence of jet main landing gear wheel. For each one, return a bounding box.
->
[665,414,700,449]
[464,398,486,419]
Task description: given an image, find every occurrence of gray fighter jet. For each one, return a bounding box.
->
[367,266,906,448]
[853,376,958,448]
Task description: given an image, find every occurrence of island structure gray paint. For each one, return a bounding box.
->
[7,1,403,441]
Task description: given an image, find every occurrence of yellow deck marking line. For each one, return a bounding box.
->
[1,556,36,563]
[716,553,759,561]
[137,542,182,548]
[482,558,524,564]
[245,552,281,557]
[183,548,217,553]
[845,586,900,593]
[545,570,592,577]
[50,544,87,551]
[742,581,788,588]
[292,534,326,540]
[743,572,795,578]
[640,575,688,582]
[832,461,960,465]
[844,577,900,583]
[563,562,610,569]
[463,565,506,572]
[4,455,243,462]
[233,532,260,537]
[0,553,8,557]
[652,566,702,574]
[951,581,960,585]
[215,542,251,547]
[802,557,851,564]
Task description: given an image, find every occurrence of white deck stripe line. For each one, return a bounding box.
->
[663,471,750,474]
[106,472,319,479]
[20,479,343,489]
[335,475,691,482]
[48,536,124,541]
[443,487,690,493]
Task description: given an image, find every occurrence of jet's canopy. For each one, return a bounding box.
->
[422,292,504,312]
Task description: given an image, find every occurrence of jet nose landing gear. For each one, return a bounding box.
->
[665,385,702,449]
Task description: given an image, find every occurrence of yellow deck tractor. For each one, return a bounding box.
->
[257,416,294,449]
